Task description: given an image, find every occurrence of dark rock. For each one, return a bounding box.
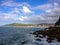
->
[57,39,60,42]
[55,16,60,26]
[29,33,32,34]
[46,37,52,43]
[48,27,52,29]
[33,32,37,35]
[35,39,41,41]
[47,40,52,43]
[43,34,46,37]
[39,35,43,38]
[44,28,49,30]
[33,31,39,35]
[0,43,4,45]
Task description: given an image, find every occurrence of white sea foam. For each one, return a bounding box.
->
[26,34,60,45]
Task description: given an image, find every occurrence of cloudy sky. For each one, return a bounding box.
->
[0,0,60,25]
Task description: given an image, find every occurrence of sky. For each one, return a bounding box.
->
[0,0,60,25]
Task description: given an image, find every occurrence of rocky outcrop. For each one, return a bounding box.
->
[31,17,60,43]
[55,16,60,26]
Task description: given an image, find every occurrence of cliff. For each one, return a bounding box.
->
[55,16,60,26]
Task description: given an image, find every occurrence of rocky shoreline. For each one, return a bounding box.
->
[30,26,60,43]
[29,17,60,43]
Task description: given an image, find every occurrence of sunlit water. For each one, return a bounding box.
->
[0,27,60,45]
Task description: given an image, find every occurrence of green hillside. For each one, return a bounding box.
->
[4,23,35,26]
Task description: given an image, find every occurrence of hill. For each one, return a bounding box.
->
[4,23,35,26]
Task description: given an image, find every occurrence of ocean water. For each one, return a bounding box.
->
[0,27,60,45]
[0,27,41,45]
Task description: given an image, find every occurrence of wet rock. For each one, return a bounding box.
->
[0,43,4,45]
[39,36,43,38]
[46,37,52,43]
[39,35,43,38]
[35,39,41,41]
[47,40,52,43]
[57,39,60,42]
[33,31,39,35]
[29,32,33,34]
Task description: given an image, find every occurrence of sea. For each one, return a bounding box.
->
[0,27,60,45]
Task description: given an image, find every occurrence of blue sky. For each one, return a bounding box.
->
[0,0,60,25]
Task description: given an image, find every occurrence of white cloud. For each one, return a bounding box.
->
[1,0,31,8]
[50,0,60,5]
[0,11,59,24]
[18,18,24,21]
[54,2,58,6]
[1,1,17,7]
[4,16,10,19]
[0,12,19,21]
[33,4,53,10]
[32,3,54,14]
[18,16,28,21]
[10,8,20,15]
[22,6,32,13]
[0,0,60,24]
[17,2,31,7]
[15,15,57,24]
[46,9,52,13]
[0,0,33,15]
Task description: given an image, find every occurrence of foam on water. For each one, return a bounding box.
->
[0,27,60,45]
[25,34,60,45]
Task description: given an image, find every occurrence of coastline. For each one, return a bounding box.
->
[1,26,49,28]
